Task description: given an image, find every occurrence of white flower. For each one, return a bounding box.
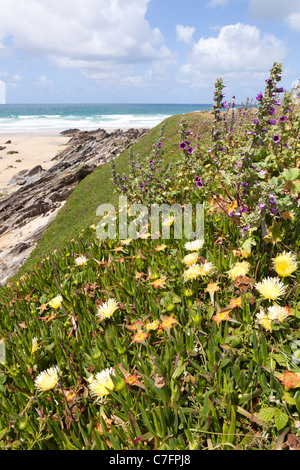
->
[34,366,60,392]
[75,256,88,266]
[97,298,119,320]
[88,367,115,400]
[184,239,204,251]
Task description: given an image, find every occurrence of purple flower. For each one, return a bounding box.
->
[269,106,276,116]
[241,182,248,188]
[179,142,187,149]
[280,116,287,122]
[269,119,277,125]
[276,87,284,93]
[267,79,272,85]
[259,203,265,210]
[195,176,203,188]
[262,128,268,133]
[256,92,263,101]
[270,207,277,213]
[221,101,227,108]
[273,135,280,143]
[187,147,194,154]
[253,118,259,124]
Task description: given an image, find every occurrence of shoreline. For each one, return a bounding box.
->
[0,127,138,197]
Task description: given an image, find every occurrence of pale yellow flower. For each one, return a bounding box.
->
[272,251,297,277]
[31,337,38,354]
[48,295,63,309]
[88,367,115,400]
[75,255,88,266]
[121,238,132,245]
[241,248,251,258]
[97,299,119,320]
[198,261,215,277]
[182,252,199,266]
[267,305,292,323]
[34,366,60,392]
[184,239,204,251]
[183,264,203,281]
[132,330,150,343]
[255,277,286,300]
[255,311,273,331]
[145,319,160,331]
[228,261,250,280]
[162,216,174,227]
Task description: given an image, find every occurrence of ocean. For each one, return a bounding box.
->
[0,103,212,133]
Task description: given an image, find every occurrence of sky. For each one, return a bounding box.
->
[0,0,300,104]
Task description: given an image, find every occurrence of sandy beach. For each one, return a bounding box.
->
[0,132,71,197]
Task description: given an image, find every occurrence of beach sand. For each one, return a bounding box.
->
[0,132,71,196]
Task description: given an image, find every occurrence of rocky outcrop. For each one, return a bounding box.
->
[0,127,149,285]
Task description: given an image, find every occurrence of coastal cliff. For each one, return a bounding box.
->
[0,127,149,285]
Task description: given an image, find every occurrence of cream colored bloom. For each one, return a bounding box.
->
[75,255,88,266]
[198,261,215,277]
[182,252,199,266]
[145,319,160,331]
[162,215,174,227]
[34,366,60,392]
[121,238,132,245]
[88,367,115,400]
[184,239,204,251]
[97,298,119,320]
[183,264,203,281]
[48,295,63,309]
[228,261,250,280]
[255,312,273,331]
[272,251,297,277]
[255,277,287,300]
[267,305,291,323]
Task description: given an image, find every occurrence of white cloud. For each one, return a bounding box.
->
[248,0,300,22]
[0,0,172,67]
[286,12,300,31]
[0,80,6,104]
[176,25,195,43]
[178,23,286,86]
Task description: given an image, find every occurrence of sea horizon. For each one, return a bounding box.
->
[0,102,213,133]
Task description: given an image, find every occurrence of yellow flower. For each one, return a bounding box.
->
[48,295,63,309]
[255,277,286,300]
[160,314,178,331]
[228,261,250,280]
[267,305,292,323]
[241,248,251,258]
[255,311,273,331]
[121,238,132,245]
[131,330,150,343]
[198,261,215,277]
[272,251,297,277]
[97,299,119,320]
[88,367,115,400]
[31,337,38,354]
[145,319,160,331]
[34,366,60,392]
[150,278,166,289]
[155,244,168,252]
[184,239,204,251]
[205,283,220,305]
[183,264,202,281]
[182,252,199,266]
[75,255,88,266]
[212,307,232,326]
[162,216,174,227]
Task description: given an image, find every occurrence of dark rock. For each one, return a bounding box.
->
[0,127,150,285]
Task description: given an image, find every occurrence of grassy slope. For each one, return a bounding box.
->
[13,112,213,282]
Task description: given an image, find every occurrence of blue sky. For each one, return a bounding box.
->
[0,0,300,104]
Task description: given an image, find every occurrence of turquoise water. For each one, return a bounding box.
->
[0,103,212,132]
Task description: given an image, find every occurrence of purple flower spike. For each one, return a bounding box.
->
[256,92,263,101]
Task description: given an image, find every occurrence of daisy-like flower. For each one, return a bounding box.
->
[228,261,250,280]
[160,314,178,331]
[162,215,174,227]
[131,330,150,343]
[48,295,63,309]
[184,239,204,251]
[145,319,160,331]
[75,255,88,266]
[255,277,287,300]
[267,305,292,323]
[120,238,132,245]
[198,261,215,277]
[272,251,297,277]
[182,252,199,266]
[183,264,202,281]
[97,298,119,320]
[88,367,115,400]
[34,366,60,392]
[255,311,273,331]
